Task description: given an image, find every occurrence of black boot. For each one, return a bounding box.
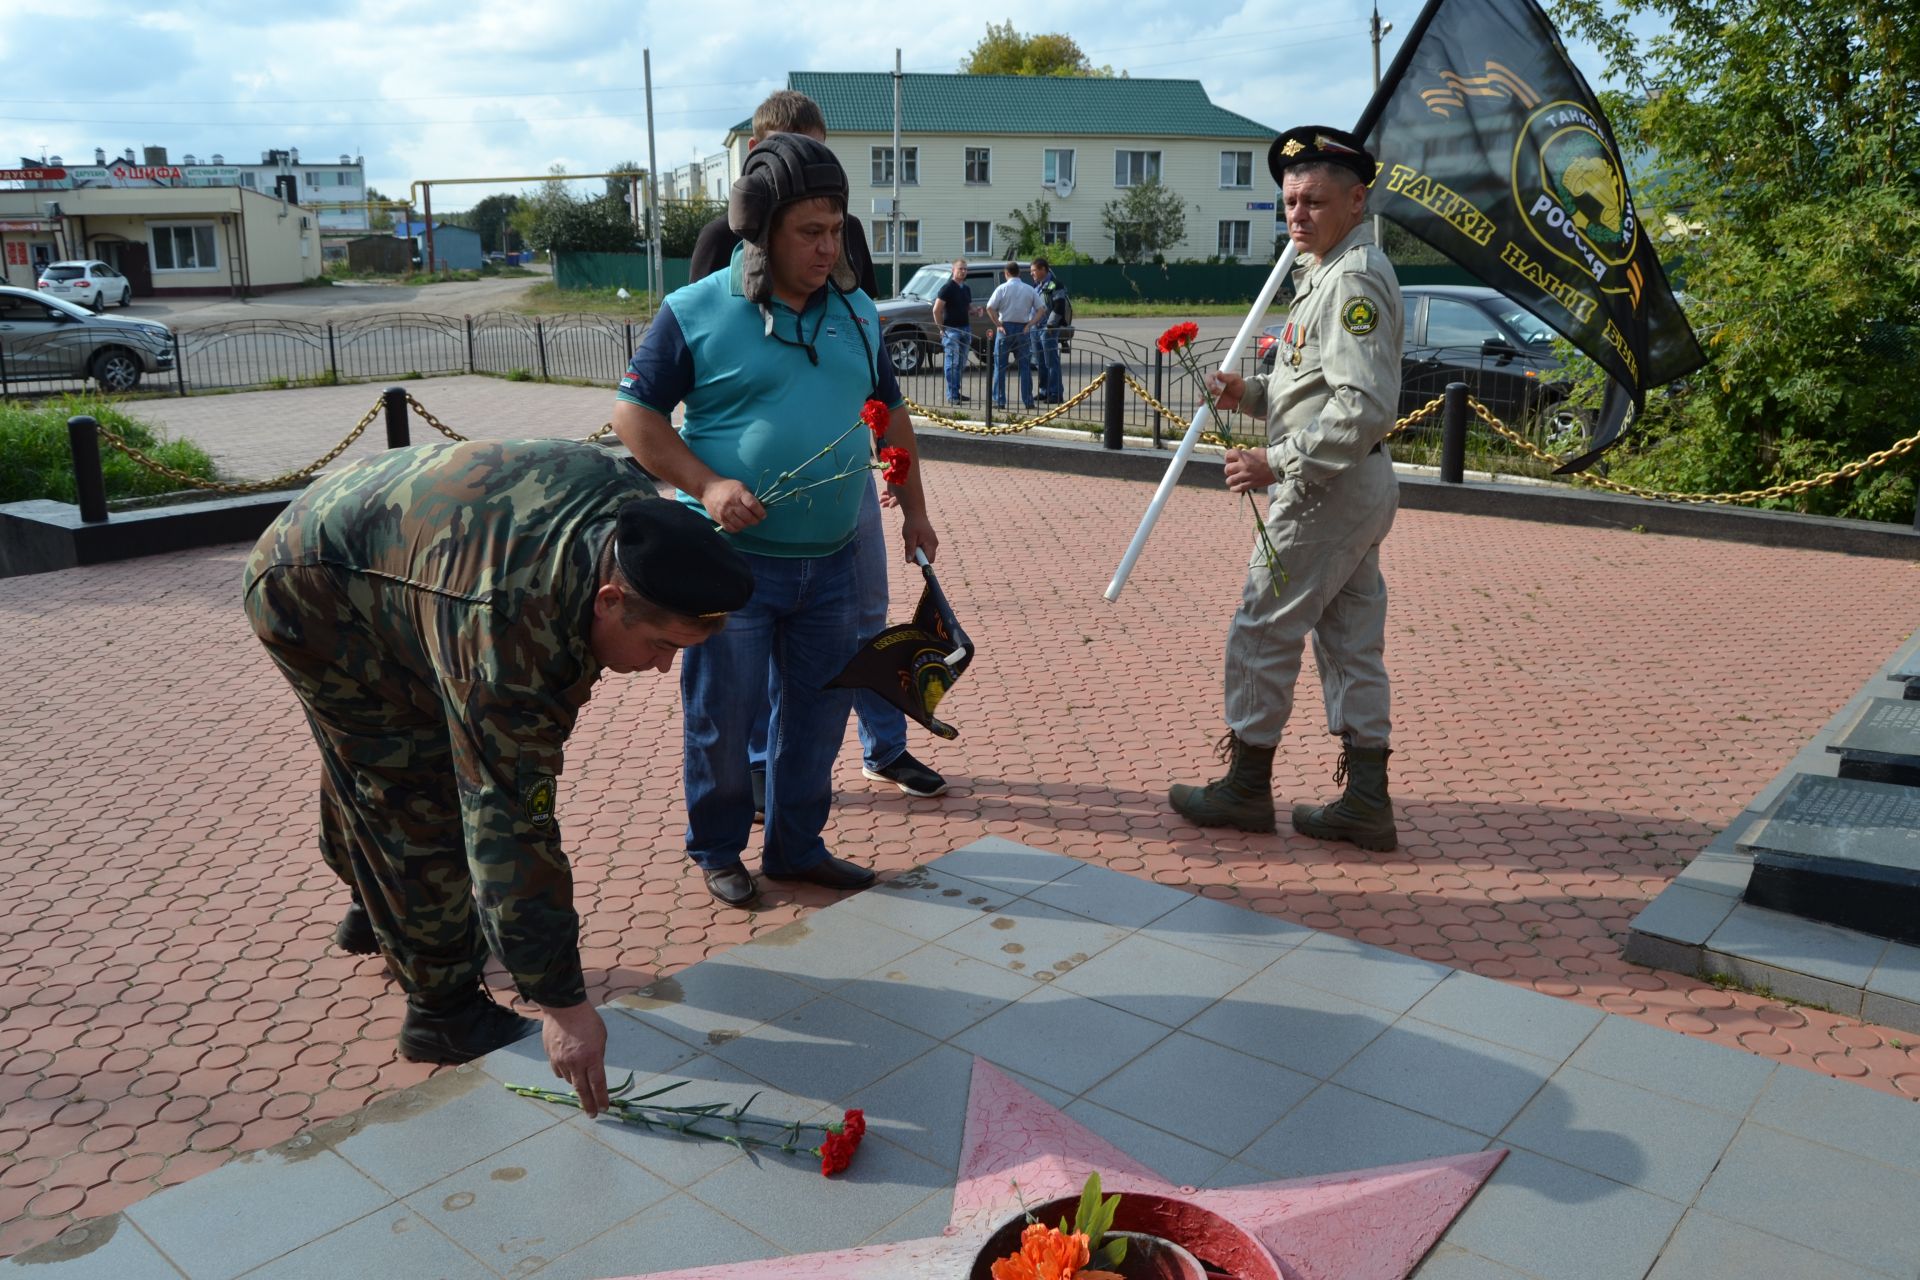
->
[397,984,539,1065]
[1169,733,1277,833]
[333,903,380,955]
[1291,740,1397,851]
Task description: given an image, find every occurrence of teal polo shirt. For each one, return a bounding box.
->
[616,246,903,558]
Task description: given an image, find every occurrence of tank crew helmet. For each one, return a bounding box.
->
[727,131,856,305]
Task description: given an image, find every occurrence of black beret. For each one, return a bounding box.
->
[615,499,754,618]
[1269,125,1378,186]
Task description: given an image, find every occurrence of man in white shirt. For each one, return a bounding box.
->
[985,261,1041,409]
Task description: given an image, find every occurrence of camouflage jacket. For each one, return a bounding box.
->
[245,439,651,1007]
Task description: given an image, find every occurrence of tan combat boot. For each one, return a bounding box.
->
[1291,740,1397,851]
[1169,733,1277,833]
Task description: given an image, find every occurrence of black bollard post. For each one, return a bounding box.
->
[67,416,109,524]
[1440,381,1469,485]
[1103,362,1126,450]
[382,386,410,448]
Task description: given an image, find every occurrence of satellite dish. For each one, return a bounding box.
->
[1053,176,1075,199]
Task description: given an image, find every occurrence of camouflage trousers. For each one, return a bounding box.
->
[245,563,488,1000]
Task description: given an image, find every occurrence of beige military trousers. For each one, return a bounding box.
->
[1224,447,1397,749]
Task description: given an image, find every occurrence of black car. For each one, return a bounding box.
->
[1259,284,1579,436]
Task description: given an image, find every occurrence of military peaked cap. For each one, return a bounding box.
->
[1269,125,1378,186]
[615,498,754,618]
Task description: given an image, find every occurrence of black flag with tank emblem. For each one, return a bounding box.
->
[1354,0,1705,467]
[828,559,975,740]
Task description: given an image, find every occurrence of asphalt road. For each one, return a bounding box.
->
[122,267,558,327]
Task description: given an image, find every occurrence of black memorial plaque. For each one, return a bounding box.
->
[1741,773,1920,943]
[1828,697,1920,786]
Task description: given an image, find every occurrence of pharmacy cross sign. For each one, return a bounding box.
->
[605,1059,1504,1280]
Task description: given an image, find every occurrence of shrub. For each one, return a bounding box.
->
[0,397,219,504]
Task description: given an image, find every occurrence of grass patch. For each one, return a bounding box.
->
[0,395,218,504]
[512,283,655,318]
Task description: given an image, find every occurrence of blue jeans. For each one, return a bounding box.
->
[747,481,906,774]
[682,540,859,875]
[992,323,1032,407]
[940,327,970,402]
[1030,327,1062,399]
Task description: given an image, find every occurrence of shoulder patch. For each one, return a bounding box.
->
[1342,297,1380,336]
[525,775,556,827]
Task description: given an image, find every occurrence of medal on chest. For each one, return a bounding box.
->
[1281,320,1304,368]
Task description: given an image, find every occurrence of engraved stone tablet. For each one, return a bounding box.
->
[1828,697,1920,784]
[1741,774,1920,943]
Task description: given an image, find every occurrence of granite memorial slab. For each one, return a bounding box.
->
[1827,697,1920,786]
[1739,774,1920,944]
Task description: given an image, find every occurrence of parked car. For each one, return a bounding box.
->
[875,260,1075,374]
[36,260,133,311]
[0,286,175,392]
[1257,284,1578,434]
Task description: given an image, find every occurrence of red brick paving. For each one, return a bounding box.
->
[6,426,1920,1255]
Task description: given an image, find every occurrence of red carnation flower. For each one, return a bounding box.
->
[841,1109,865,1141]
[861,399,891,437]
[1156,321,1200,354]
[879,446,911,485]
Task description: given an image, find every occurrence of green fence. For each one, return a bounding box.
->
[554,253,1475,303]
[553,253,693,293]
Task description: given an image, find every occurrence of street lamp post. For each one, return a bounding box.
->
[1370,2,1394,247]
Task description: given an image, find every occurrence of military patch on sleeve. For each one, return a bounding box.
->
[525,775,556,827]
[1342,297,1380,335]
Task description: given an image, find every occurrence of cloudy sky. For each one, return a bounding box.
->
[1,0,1624,212]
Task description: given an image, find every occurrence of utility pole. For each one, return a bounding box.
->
[644,49,663,315]
[1370,2,1394,247]
[890,49,903,296]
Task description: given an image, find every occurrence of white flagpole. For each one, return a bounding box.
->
[1103,242,1299,602]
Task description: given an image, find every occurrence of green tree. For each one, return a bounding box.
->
[961,22,1115,76]
[1100,178,1190,264]
[362,186,396,232]
[1547,0,1920,519]
[659,195,724,259]
[466,193,524,253]
[512,166,639,254]
[996,196,1053,256]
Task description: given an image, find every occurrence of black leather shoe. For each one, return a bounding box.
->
[334,903,380,955]
[704,864,759,907]
[764,855,876,891]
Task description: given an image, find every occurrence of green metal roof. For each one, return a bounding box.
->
[729,72,1276,140]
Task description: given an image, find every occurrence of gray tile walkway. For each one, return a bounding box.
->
[1627,633,1920,1037]
[16,839,1920,1280]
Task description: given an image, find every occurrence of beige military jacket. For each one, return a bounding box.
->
[1239,223,1403,485]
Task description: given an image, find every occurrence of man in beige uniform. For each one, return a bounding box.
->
[1170,125,1404,850]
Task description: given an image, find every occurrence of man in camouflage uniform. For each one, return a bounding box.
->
[1171,125,1405,851]
[244,439,752,1112]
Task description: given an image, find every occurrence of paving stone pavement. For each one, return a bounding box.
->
[5,381,1920,1259]
[11,842,1920,1280]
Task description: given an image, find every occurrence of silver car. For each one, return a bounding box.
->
[0,286,175,393]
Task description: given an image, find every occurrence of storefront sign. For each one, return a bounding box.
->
[0,219,54,231]
[0,167,66,181]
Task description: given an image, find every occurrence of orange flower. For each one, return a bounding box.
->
[990,1223,1124,1280]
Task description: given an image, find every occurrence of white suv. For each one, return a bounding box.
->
[37,260,132,311]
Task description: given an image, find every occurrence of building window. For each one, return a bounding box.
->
[239,172,256,189]
[1044,221,1072,245]
[871,220,921,255]
[1114,150,1162,187]
[965,147,992,184]
[304,172,321,186]
[870,146,918,186]
[1220,150,1253,188]
[151,223,219,271]
[1217,220,1251,259]
[963,221,992,254]
[1043,149,1075,187]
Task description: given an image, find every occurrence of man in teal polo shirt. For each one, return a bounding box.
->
[611,133,939,908]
